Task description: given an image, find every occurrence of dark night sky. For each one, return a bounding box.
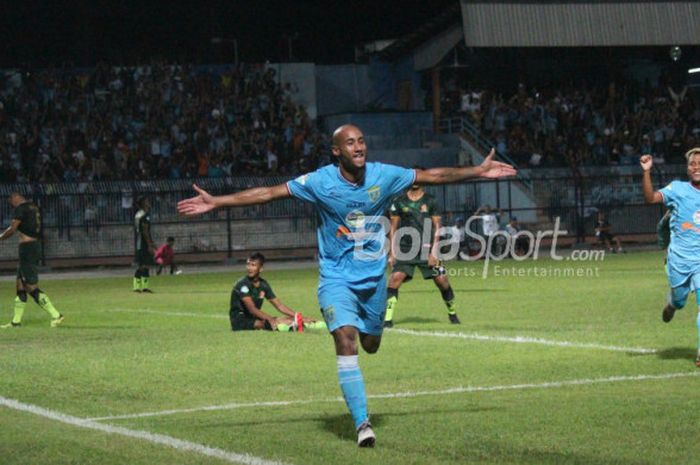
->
[0,1,457,66]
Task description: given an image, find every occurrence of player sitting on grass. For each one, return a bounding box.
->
[641,150,700,367]
[230,252,326,332]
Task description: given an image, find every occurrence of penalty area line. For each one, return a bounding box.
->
[87,371,699,421]
[0,395,289,465]
[388,328,658,354]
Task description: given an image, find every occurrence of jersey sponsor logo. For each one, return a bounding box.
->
[295,174,309,185]
[346,201,366,208]
[241,285,250,293]
[401,207,409,213]
[259,291,265,298]
[336,225,351,238]
[367,186,381,203]
[681,222,700,234]
[420,204,428,213]
[694,210,700,225]
[346,210,366,228]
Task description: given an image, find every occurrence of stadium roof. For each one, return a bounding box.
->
[460,1,700,47]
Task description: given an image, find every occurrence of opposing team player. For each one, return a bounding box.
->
[0,192,64,328]
[384,181,460,327]
[134,197,156,293]
[230,252,325,332]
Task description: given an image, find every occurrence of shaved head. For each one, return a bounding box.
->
[332,124,362,147]
[330,124,367,182]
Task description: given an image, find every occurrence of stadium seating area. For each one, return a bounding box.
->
[0,61,329,183]
[444,79,700,168]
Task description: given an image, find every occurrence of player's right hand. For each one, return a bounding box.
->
[177,184,216,216]
[640,154,653,171]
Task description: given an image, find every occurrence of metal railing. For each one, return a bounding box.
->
[0,171,681,263]
[439,116,533,190]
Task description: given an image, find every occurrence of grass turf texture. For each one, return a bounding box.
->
[1,250,699,465]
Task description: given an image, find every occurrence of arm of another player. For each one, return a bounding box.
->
[177,183,291,216]
[241,296,278,330]
[388,215,400,268]
[0,219,21,241]
[428,215,441,268]
[640,155,663,204]
[268,297,317,323]
[414,149,517,185]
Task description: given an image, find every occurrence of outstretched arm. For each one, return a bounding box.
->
[177,183,291,216]
[415,149,517,185]
[388,215,400,267]
[640,154,663,204]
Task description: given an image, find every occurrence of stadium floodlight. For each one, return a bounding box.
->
[670,46,682,62]
[688,67,700,74]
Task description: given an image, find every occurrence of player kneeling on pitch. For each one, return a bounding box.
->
[230,252,326,332]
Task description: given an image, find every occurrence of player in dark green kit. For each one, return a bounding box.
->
[230,252,325,331]
[0,192,63,328]
[384,182,460,327]
[133,197,155,293]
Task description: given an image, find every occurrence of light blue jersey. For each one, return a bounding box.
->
[287,162,416,288]
[660,180,700,288]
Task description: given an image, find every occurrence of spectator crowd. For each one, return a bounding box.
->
[444,78,700,169]
[0,61,329,183]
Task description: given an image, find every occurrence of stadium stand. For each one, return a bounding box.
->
[442,79,700,169]
[0,61,328,183]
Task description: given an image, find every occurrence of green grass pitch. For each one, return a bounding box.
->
[1,250,699,465]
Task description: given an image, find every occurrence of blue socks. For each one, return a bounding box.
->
[337,355,368,429]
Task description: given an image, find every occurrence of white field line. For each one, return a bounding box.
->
[87,371,699,422]
[93,308,658,354]
[0,396,290,465]
[388,328,658,354]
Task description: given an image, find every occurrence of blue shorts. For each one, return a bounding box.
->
[318,276,387,336]
[669,272,700,310]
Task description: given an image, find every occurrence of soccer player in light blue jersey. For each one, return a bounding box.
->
[641,149,700,367]
[178,124,517,446]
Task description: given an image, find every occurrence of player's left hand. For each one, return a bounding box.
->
[479,149,518,179]
[177,184,217,216]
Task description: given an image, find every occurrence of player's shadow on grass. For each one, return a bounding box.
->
[654,346,697,361]
[321,408,498,442]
